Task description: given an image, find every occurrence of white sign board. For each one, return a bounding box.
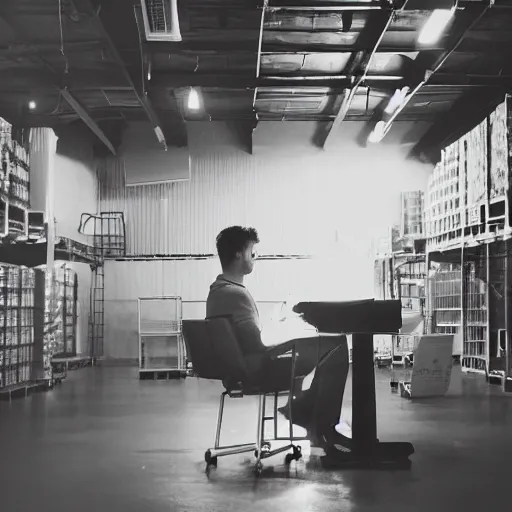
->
[410,335,454,398]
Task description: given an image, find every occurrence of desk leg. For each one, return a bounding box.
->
[351,333,377,453]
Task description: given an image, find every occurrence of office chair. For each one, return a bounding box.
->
[182,316,307,476]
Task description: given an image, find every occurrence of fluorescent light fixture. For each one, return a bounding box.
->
[28,101,37,110]
[187,88,201,110]
[418,8,455,45]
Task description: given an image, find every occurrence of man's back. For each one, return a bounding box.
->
[206,275,266,356]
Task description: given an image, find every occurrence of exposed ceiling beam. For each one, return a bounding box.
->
[0,69,132,91]
[60,88,116,155]
[410,87,505,163]
[80,1,168,150]
[253,0,269,121]
[268,2,385,11]
[317,8,394,148]
[368,2,493,144]
[148,72,404,89]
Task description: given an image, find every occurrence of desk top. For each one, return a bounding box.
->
[293,299,402,335]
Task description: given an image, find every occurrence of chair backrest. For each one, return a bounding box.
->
[182,316,249,384]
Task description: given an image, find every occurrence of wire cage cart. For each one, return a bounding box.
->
[138,296,186,379]
[390,334,422,391]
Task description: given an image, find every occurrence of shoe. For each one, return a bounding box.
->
[319,424,353,454]
[277,393,314,429]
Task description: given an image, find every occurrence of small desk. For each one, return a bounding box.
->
[293,299,414,468]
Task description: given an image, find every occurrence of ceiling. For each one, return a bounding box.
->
[0,0,511,160]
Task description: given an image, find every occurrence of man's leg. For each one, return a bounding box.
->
[308,338,352,449]
[276,336,347,427]
[255,336,342,392]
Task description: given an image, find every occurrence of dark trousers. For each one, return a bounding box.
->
[250,335,349,433]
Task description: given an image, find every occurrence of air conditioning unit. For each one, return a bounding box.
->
[140,0,182,42]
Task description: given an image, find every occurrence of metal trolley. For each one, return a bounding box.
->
[137,296,186,379]
[390,334,422,391]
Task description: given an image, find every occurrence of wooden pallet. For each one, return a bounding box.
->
[139,369,187,380]
[52,356,92,371]
[0,381,50,402]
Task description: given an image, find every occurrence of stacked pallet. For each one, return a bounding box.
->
[0,265,35,389]
[0,118,30,239]
[401,191,424,239]
[425,139,463,250]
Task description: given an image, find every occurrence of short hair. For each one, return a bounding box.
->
[216,226,259,269]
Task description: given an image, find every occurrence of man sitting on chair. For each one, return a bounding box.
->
[206,225,352,453]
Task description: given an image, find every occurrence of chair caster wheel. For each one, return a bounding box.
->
[285,445,302,465]
[204,450,217,473]
[254,442,271,458]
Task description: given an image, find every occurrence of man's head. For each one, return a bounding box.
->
[216,226,260,275]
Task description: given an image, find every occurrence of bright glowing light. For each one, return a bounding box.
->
[187,88,201,110]
[418,8,456,45]
[28,101,37,110]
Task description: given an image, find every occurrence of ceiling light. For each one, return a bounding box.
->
[187,88,201,110]
[28,101,37,110]
[418,8,456,45]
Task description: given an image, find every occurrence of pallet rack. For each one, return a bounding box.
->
[0,265,40,394]
[424,95,512,384]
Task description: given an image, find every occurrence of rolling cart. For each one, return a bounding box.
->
[138,296,187,379]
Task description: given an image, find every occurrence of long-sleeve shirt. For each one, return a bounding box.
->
[206,275,266,356]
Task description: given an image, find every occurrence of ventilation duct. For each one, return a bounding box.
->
[140,0,182,42]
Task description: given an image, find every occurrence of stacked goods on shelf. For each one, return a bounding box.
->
[489,100,509,201]
[488,98,510,228]
[0,265,35,389]
[463,253,487,372]
[44,264,77,358]
[0,117,30,239]
[462,120,488,228]
[398,258,426,312]
[429,264,461,336]
[425,140,463,251]
[400,191,425,239]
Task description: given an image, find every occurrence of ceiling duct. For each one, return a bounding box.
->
[140,0,182,42]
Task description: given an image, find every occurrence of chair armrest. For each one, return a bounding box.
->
[265,339,299,359]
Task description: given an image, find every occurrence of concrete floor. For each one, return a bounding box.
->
[0,365,511,512]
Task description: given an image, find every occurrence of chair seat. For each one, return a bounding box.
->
[223,378,291,396]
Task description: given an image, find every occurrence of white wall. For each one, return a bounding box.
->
[54,131,97,244]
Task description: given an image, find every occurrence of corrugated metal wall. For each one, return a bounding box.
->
[98,122,432,257]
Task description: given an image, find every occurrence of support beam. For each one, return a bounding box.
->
[253,0,269,121]
[148,72,404,89]
[318,8,394,148]
[368,2,493,144]
[60,89,116,155]
[82,1,168,150]
[268,2,386,11]
[409,87,505,163]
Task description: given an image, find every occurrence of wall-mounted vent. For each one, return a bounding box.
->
[140,0,182,42]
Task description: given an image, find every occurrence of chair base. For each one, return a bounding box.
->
[204,388,307,476]
[320,441,414,470]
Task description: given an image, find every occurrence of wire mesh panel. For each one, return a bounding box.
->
[138,296,182,334]
[390,335,422,389]
[138,296,185,373]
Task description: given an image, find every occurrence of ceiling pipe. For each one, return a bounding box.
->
[253,0,269,118]
[268,3,386,12]
[320,5,395,148]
